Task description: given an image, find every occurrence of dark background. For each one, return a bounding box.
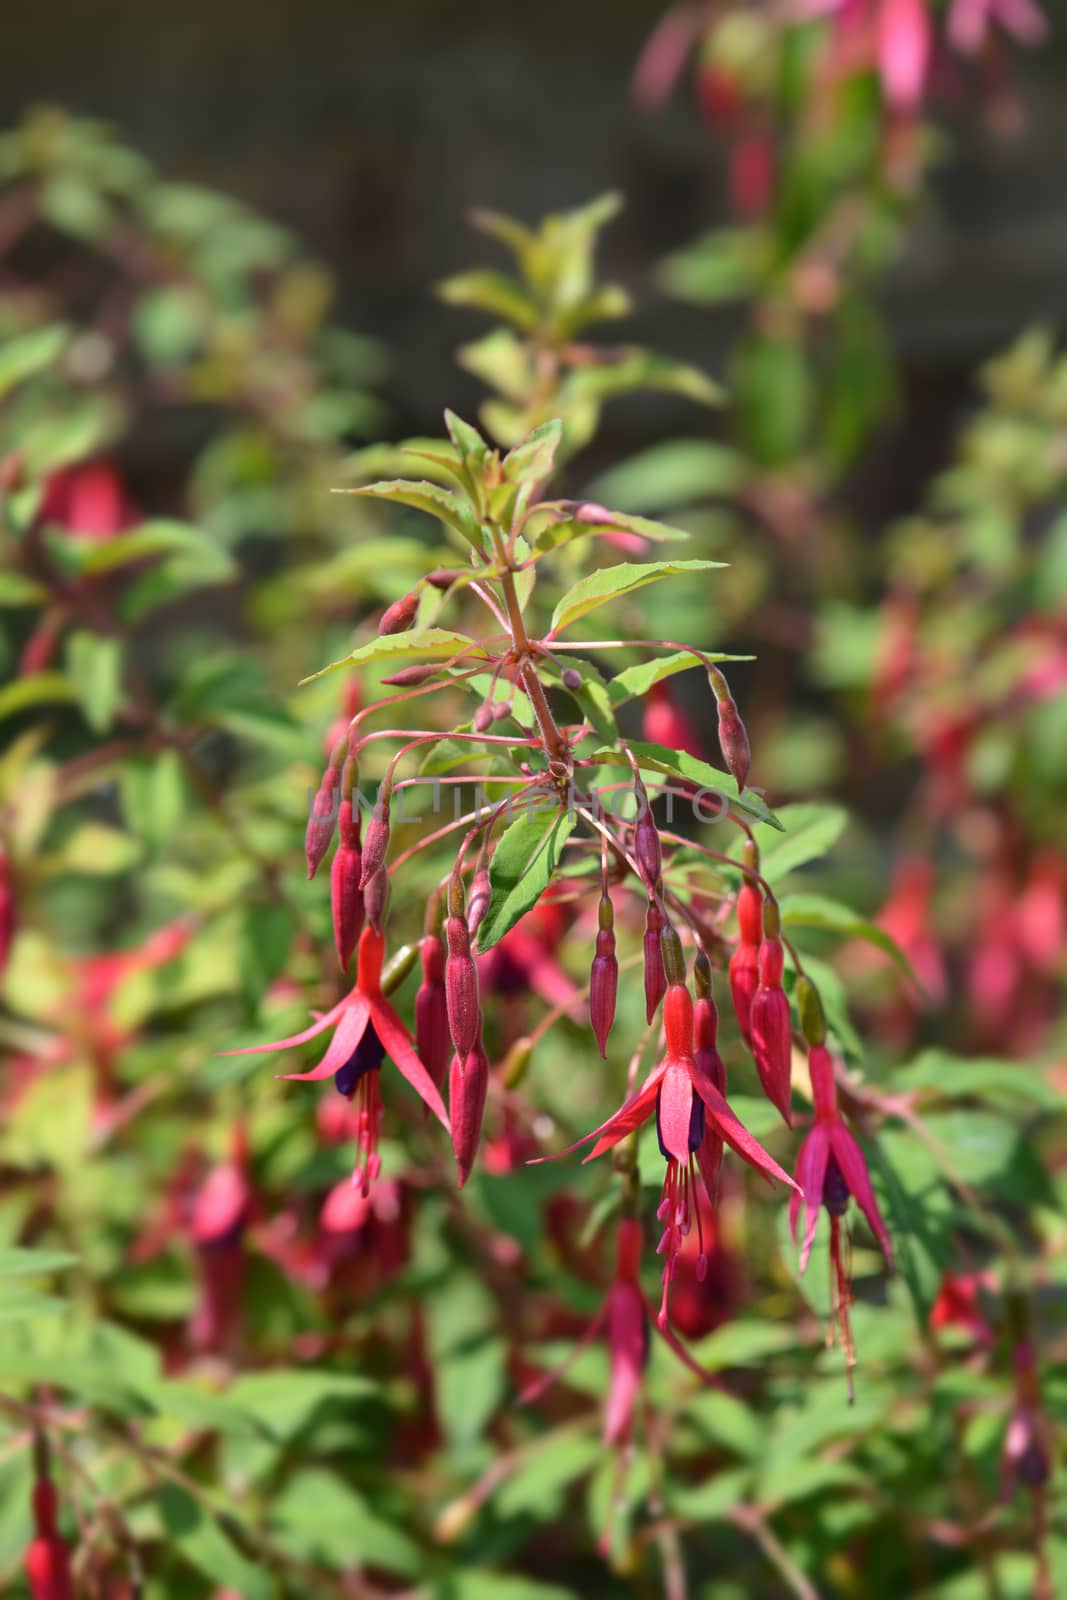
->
[6,0,1066,488]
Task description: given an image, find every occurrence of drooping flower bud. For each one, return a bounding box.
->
[633,795,662,894]
[716,694,750,793]
[305,762,341,879]
[491,700,510,722]
[749,902,793,1125]
[331,800,364,970]
[729,868,763,1045]
[359,785,392,889]
[660,921,687,989]
[445,903,482,1058]
[25,1467,72,1600]
[364,866,390,934]
[589,892,618,1058]
[643,899,667,1023]
[381,662,441,688]
[415,933,449,1091]
[467,866,491,937]
[379,590,420,635]
[450,1039,490,1188]
[425,567,461,591]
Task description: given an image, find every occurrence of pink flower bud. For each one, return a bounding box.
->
[561,667,582,691]
[364,866,390,934]
[450,1041,489,1188]
[305,764,340,879]
[473,703,494,734]
[717,696,750,793]
[415,934,449,1091]
[589,896,618,1059]
[379,591,420,635]
[331,801,365,970]
[491,701,510,722]
[467,867,491,937]
[750,936,793,1126]
[643,900,667,1023]
[425,567,460,591]
[381,663,440,687]
[445,915,481,1057]
[359,796,391,888]
[634,804,662,894]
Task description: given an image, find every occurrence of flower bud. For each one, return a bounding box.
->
[450,1041,489,1188]
[364,866,390,934]
[473,703,494,734]
[25,1533,73,1600]
[589,894,618,1058]
[467,867,492,937]
[381,663,440,688]
[425,567,461,591]
[795,974,826,1048]
[643,900,667,1023]
[330,800,364,970]
[359,790,391,888]
[491,701,510,722]
[305,763,340,879]
[750,932,793,1126]
[561,667,582,691]
[381,940,419,993]
[729,881,763,1044]
[415,934,449,1091]
[379,590,420,635]
[445,914,481,1057]
[633,801,662,894]
[660,922,686,989]
[716,694,751,792]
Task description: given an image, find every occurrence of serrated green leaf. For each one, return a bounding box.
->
[753,804,849,880]
[590,740,781,828]
[550,559,722,634]
[503,418,563,485]
[341,479,482,549]
[607,649,752,705]
[478,803,577,951]
[302,628,490,685]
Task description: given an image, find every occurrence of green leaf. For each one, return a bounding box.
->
[592,739,782,829]
[566,349,722,407]
[341,479,483,549]
[226,1369,377,1440]
[893,1052,1059,1109]
[65,630,123,732]
[550,558,723,634]
[0,324,68,396]
[607,649,752,705]
[158,1484,271,1600]
[753,803,849,881]
[437,269,539,331]
[659,227,765,304]
[0,1248,77,1278]
[302,628,490,684]
[444,409,489,465]
[585,439,747,513]
[0,673,78,720]
[271,1470,420,1576]
[778,893,918,987]
[503,418,563,485]
[0,572,48,607]
[478,802,577,951]
[496,1434,603,1519]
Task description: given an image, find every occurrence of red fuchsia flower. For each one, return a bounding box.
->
[187,1130,253,1356]
[1017,851,1066,978]
[225,924,449,1194]
[641,681,704,760]
[25,1476,72,1600]
[38,461,137,541]
[520,1217,716,1450]
[948,0,1046,54]
[790,1043,893,1393]
[929,1272,996,1348]
[749,900,794,1126]
[542,983,795,1328]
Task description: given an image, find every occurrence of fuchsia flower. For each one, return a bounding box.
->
[790,1044,892,1391]
[520,1217,716,1447]
[948,0,1046,54]
[226,924,449,1194]
[930,1271,996,1347]
[542,983,795,1327]
[25,1478,72,1600]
